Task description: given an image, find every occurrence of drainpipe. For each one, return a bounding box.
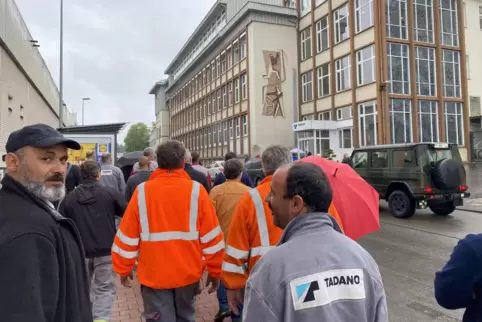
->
[292,67,298,147]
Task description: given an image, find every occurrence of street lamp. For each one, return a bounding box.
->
[81,97,91,125]
[58,0,64,128]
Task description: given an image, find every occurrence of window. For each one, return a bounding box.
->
[335,55,351,92]
[212,93,216,114]
[223,121,228,143]
[217,89,222,112]
[242,115,248,136]
[211,60,216,79]
[355,0,374,33]
[208,128,212,146]
[229,119,234,138]
[233,41,239,64]
[221,52,226,74]
[285,0,296,8]
[413,0,434,43]
[302,115,314,121]
[442,49,461,97]
[301,0,310,14]
[337,106,352,120]
[216,57,221,77]
[444,102,464,145]
[301,71,314,102]
[392,149,416,167]
[386,0,408,39]
[301,28,312,60]
[370,151,388,168]
[234,78,240,103]
[241,74,247,100]
[440,0,458,46]
[228,82,233,106]
[415,46,436,96]
[334,5,350,43]
[390,98,412,143]
[317,63,330,97]
[222,86,227,108]
[227,47,232,69]
[316,16,329,53]
[213,124,218,144]
[387,43,410,94]
[356,45,375,86]
[358,101,378,146]
[338,128,353,148]
[218,123,222,144]
[418,100,438,142]
[319,111,331,120]
[352,151,368,168]
[240,34,246,60]
[235,118,240,137]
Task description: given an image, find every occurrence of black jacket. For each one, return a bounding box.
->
[0,175,92,322]
[59,178,127,258]
[185,163,210,192]
[65,163,82,193]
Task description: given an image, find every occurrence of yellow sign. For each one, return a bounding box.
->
[68,143,96,164]
[98,144,108,153]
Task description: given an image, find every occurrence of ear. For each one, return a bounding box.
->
[291,195,305,212]
[5,153,21,173]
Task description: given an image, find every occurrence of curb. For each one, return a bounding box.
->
[457,207,482,214]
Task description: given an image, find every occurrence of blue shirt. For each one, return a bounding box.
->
[213,170,253,188]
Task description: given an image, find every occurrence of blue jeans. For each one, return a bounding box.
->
[217,283,243,321]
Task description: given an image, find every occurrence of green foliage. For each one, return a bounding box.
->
[124,123,150,152]
[324,148,337,161]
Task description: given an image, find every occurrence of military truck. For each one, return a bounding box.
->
[349,143,470,219]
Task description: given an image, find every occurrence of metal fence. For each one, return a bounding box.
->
[470,130,482,162]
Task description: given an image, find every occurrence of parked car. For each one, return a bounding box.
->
[349,143,470,219]
[206,160,224,182]
[245,158,264,186]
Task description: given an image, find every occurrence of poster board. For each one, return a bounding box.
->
[63,134,115,165]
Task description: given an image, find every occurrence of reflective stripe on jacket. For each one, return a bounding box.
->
[221,176,283,289]
[112,169,225,289]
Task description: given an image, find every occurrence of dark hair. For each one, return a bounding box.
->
[80,161,100,180]
[156,140,185,169]
[223,159,243,180]
[284,163,332,213]
[191,151,200,163]
[224,152,237,161]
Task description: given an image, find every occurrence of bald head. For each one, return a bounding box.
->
[138,156,149,170]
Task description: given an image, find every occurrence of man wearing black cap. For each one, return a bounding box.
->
[0,123,92,321]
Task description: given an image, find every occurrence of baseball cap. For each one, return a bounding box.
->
[2,123,81,162]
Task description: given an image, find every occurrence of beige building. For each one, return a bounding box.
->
[0,0,77,171]
[153,0,299,164]
[292,0,470,161]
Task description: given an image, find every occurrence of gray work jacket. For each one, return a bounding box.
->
[242,212,388,322]
[100,164,126,195]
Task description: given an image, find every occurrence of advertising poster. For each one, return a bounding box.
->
[64,134,115,165]
[96,143,111,163]
[68,143,96,164]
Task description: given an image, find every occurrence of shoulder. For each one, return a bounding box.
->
[454,233,482,257]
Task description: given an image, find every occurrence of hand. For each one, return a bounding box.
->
[120,272,133,288]
[196,279,204,295]
[204,275,220,294]
[227,289,243,316]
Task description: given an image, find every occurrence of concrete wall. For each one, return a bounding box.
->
[247,21,298,154]
[464,0,482,117]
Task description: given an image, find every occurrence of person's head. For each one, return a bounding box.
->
[80,161,101,181]
[138,156,149,170]
[267,162,332,229]
[3,123,81,202]
[224,151,237,162]
[184,149,192,165]
[85,150,95,161]
[156,140,185,170]
[261,145,292,176]
[143,147,155,161]
[191,151,201,164]
[101,153,112,164]
[223,159,243,181]
[307,152,312,156]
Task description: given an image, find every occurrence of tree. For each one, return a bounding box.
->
[124,123,150,152]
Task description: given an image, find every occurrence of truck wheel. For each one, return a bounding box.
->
[429,202,456,216]
[388,190,416,219]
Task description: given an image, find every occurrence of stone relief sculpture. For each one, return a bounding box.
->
[262,50,286,117]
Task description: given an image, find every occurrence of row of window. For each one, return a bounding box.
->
[301,45,375,102]
[170,33,247,112]
[171,75,247,132]
[387,0,459,47]
[172,115,248,152]
[301,0,374,60]
[352,148,420,169]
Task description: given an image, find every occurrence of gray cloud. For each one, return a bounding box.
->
[15,0,213,140]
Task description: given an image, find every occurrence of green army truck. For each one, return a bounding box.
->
[349,143,470,219]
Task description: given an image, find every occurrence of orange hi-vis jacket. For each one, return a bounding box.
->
[112,169,225,289]
[222,176,344,290]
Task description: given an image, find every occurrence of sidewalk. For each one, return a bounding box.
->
[111,276,222,322]
[457,197,482,213]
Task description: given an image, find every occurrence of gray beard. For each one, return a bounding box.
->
[21,172,65,202]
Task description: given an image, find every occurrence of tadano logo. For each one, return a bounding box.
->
[294,280,320,303]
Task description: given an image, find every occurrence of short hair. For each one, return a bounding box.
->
[284,163,332,213]
[80,161,100,180]
[223,159,243,180]
[138,156,149,168]
[191,151,200,163]
[143,147,154,157]
[156,140,185,169]
[224,152,237,161]
[86,151,94,159]
[184,149,192,163]
[261,145,292,176]
[101,153,111,163]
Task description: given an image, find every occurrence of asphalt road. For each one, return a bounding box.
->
[358,203,482,322]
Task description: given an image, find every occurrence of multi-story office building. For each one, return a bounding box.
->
[154,0,299,164]
[0,0,77,171]
[292,0,470,161]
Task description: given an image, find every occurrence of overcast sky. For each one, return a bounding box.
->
[15,0,214,140]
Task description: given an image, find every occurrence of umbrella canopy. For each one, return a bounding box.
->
[290,148,304,154]
[116,151,144,168]
[299,156,380,240]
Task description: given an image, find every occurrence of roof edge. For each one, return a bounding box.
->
[148,79,168,95]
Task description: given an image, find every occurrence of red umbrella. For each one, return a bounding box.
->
[299,156,380,240]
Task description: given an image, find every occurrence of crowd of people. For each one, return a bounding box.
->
[0,123,480,322]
